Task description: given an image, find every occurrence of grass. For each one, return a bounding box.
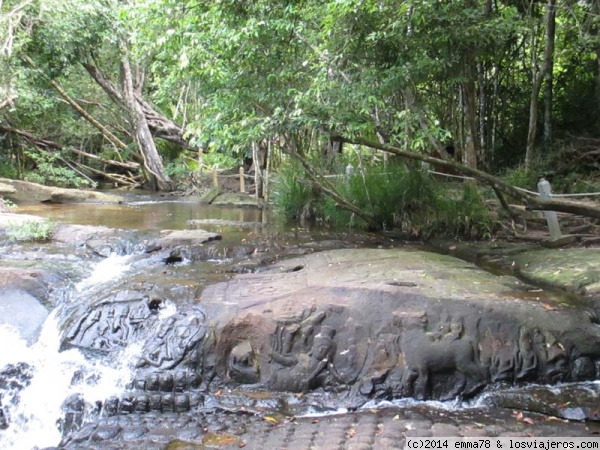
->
[271,160,495,239]
[6,219,56,242]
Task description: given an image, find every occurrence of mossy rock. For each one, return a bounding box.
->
[511,248,600,297]
[199,187,223,204]
[0,178,124,204]
[211,192,264,208]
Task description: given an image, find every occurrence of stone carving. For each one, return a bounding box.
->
[136,313,206,370]
[399,316,485,400]
[66,300,153,351]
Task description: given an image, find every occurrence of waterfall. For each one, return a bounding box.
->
[0,254,145,450]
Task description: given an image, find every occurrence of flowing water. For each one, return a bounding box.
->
[0,254,142,449]
[0,197,278,449]
[1,196,598,449]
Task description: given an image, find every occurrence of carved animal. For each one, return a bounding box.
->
[401,320,484,399]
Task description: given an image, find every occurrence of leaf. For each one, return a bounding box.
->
[523,418,535,425]
[263,416,279,424]
[541,303,557,311]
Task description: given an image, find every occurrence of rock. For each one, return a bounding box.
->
[59,248,600,409]
[0,267,60,342]
[485,382,600,421]
[0,213,46,230]
[0,178,124,204]
[49,188,124,204]
[187,219,266,229]
[511,248,600,297]
[146,229,222,252]
[199,187,223,204]
[211,192,264,208]
[52,224,135,256]
[198,249,600,400]
[0,182,16,195]
[540,235,577,249]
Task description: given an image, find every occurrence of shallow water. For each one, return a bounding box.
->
[17,196,268,231]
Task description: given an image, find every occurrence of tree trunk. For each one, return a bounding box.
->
[542,0,556,148]
[82,61,193,151]
[121,57,172,191]
[461,74,479,169]
[526,0,556,168]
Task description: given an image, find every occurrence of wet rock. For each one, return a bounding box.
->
[199,249,600,400]
[484,382,600,421]
[52,224,135,255]
[0,178,124,204]
[145,229,221,253]
[0,267,60,341]
[511,248,600,298]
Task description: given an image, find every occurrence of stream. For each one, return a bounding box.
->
[1,196,599,449]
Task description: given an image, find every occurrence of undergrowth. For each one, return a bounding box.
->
[6,219,56,242]
[271,160,495,239]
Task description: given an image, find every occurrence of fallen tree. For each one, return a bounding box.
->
[0,123,142,187]
[337,137,600,220]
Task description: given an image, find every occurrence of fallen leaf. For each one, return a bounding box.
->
[523,418,535,425]
[541,303,557,311]
[263,416,279,424]
[515,411,524,421]
[347,428,357,438]
[311,419,319,424]
[214,390,222,397]
[449,246,457,250]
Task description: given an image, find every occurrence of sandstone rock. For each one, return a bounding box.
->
[0,267,61,342]
[211,192,264,208]
[511,248,600,297]
[0,178,124,204]
[146,229,222,253]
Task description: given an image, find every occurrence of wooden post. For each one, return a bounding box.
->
[212,168,218,187]
[537,178,561,240]
[239,166,246,193]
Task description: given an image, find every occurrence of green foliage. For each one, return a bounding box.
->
[272,160,494,239]
[23,149,91,188]
[6,219,56,242]
[270,160,320,223]
[432,183,494,240]
[501,165,541,191]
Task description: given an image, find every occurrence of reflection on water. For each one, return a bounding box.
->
[17,196,268,231]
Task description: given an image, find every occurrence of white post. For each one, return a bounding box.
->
[537,178,562,240]
[345,163,355,179]
[239,166,246,193]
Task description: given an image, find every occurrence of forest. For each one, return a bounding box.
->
[1,0,599,234]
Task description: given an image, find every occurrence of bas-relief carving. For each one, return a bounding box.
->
[63,295,599,404]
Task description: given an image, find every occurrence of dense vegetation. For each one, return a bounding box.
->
[1,0,599,233]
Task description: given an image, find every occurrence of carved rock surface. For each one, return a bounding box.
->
[200,249,600,400]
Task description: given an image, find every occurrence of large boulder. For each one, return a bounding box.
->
[0,267,61,342]
[0,178,124,204]
[200,249,600,400]
[62,248,600,403]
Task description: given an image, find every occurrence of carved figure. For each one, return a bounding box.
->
[137,315,205,370]
[401,317,484,399]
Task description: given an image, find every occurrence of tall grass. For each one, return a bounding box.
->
[271,160,495,239]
